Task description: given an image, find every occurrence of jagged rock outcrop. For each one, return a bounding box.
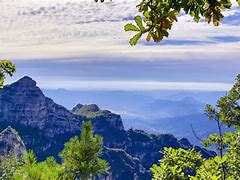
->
[101,147,149,180]
[0,126,26,157]
[72,104,100,115]
[72,103,127,148]
[0,76,215,179]
[72,103,124,132]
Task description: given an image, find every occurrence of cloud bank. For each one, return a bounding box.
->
[1,0,240,90]
[0,0,240,60]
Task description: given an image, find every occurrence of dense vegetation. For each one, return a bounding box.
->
[0,122,108,180]
[60,121,109,180]
[151,75,240,180]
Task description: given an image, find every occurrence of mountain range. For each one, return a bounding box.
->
[43,88,228,145]
[0,76,216,179]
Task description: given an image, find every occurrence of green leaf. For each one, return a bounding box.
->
[168,11,178,22]
[146,32,152,42]
[238,0,240,6]
[214,156,226,164]
[143,10,150,18]
[124,23,140,32]
[135,15,145,31]
[129,32,142,46]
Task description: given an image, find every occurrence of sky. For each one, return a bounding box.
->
[1,0,240,91]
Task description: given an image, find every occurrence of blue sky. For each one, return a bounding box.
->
[1,0,240,90]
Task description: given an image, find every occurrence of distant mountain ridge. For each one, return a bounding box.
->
[43,88,225,111]
[43,87,226,145]
[0,77,215,179]
[144,97,205,118]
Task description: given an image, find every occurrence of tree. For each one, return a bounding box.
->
[151,148,202,179]
[123,0,240,45]
[0,60,16,88]
[0,150,63,180]
[151,74,240,180]
[60,121,109,180]
[14,156,62,180]
[0,150,37,180]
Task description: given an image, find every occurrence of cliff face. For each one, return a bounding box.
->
[0,126,26,157]
[0,77,215,179]
[72,104,128,148]
[0,77,84,160]
[0,76,83,133]
[101,147,149,180]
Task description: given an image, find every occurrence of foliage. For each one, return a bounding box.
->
[0,60,16,88]
[193,156,227,180]
[60,121,109,180]
[124,0,240,45]
[0,151,61,180]
[151,148,202,179]
[151,74,240,180]
[0,122,108,180]
[0,153,21,180]
[208,74,240,129]
[22,150,37,165]
[14,156,62,180]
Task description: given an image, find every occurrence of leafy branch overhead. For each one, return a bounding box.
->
[0,60,16,88]
[124,0,240,45]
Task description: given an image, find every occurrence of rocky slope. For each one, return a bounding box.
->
[0,77,215,179]
[102,147,149,180]
[0,126,26,157]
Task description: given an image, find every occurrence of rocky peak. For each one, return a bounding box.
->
[72,103,83,112]
[0,126,26,157]
[13,76,37,88]
[0,76,44,98]
[72,104,100,116]
[0,77,81,131]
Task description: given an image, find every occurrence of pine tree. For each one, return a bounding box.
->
[60,121,109,180]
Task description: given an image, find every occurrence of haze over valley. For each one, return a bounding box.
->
[43,88,231,145]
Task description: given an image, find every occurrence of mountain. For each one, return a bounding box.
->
[0,77,215,179]
[102,147,149,180]
[0,77,126,160]
[43,88,225,140]
[72,104,102,116]
[143,97,205,118]
[43,89,225,112]
[43,89,154,113]
[0,126,26,157]
[123,113,233,146]
[135,90,225,104]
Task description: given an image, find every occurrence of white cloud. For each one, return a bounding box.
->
[0,0,240,61]
[1,0,239,91]
[24,78,234,91]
